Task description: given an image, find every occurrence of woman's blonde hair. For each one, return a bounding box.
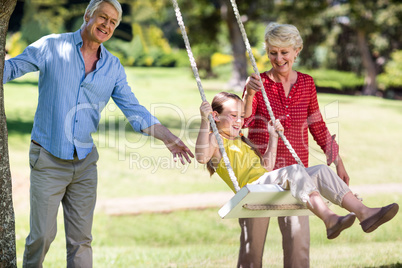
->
[264,23,303,53]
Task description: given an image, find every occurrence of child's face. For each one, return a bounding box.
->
[215,99,245,139]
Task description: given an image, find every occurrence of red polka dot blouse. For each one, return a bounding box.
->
[243,71,339,169]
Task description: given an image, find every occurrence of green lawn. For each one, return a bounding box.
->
[4,67,402,267]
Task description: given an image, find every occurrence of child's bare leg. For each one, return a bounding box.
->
[307,191,356,239]
[307,192,338,228]
[341,192,399,233]
[341,192,379,221]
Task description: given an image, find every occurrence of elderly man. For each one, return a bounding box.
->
[3,0,194,266]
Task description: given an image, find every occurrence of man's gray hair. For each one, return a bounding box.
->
[81,0,122,29]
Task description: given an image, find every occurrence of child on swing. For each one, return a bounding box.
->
[195,92,398,239]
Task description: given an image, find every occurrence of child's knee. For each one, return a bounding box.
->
[292,163,306,173]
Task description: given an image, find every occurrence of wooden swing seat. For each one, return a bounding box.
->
[218,184,313,218]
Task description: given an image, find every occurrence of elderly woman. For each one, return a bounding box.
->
[239,23,350,268]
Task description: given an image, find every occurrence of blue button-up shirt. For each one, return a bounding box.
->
[4,30,160,160]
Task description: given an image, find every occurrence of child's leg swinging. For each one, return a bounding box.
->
[306,191,356,239]
[307,192,338,228]
[340,192,373,221]
[259,164,356,239]
[259,164,398,237]
[306,164,399,233]
[341,192,399,233]
[304,165,350,207]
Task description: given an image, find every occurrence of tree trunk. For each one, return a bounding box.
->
[221,0,248,91]
[0,0,18,267]
[356,29,378,96]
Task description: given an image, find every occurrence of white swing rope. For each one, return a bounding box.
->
[171,0,241,192]
[229,0,304,168]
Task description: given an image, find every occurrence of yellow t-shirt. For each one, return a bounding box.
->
[216,136,267,192]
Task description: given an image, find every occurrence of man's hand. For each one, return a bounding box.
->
[143,124,194,165]
[164,136,194,165]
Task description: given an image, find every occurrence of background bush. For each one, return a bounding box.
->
[378,50,402,89]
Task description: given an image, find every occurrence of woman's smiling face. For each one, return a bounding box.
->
[215,99,245,139]
[267,45,300,74]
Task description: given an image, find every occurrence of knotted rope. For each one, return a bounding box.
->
[243,203,306,211]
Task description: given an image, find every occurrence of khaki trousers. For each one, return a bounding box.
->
[237,164,350,268]
[23,142,99,268]
[238,216,310,268]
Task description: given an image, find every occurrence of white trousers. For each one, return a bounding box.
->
[256,164,351,207]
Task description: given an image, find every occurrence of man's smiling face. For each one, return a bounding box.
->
[84,2,119,44]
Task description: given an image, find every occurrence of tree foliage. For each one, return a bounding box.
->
[275,0,402,95]
[7,0,402,93]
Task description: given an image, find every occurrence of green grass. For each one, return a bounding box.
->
[4,67,402,267]
[14,196,402,267]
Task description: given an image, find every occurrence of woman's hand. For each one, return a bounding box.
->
[267,119,283,138]
[245,73,264,97]
[334,156,350,185]
[200,101,213,122]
